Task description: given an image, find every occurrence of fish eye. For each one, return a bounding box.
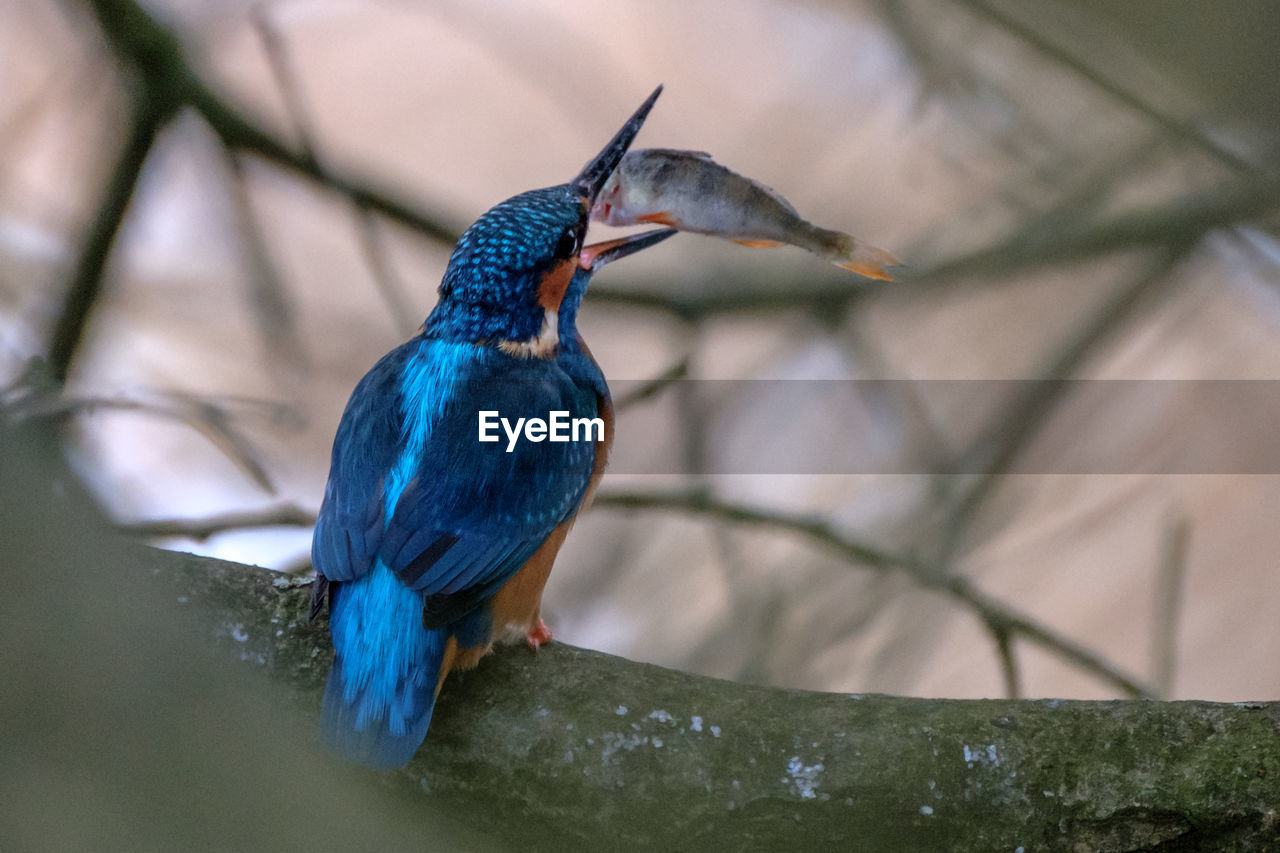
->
[555,228,582,259]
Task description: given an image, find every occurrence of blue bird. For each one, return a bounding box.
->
[311,87,674,768]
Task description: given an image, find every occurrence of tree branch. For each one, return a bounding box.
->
[612,358,690,411]
[951,0,1256,173]
[916,177,1280,285]
[593,489,1155,697]
[590,166,1280,319]
[248,5,422,338]
[17,389,288,493]
[152,546,1280,850]
[1152,514,1191,699]
[118,502,315,541]
[74,0,1280,342]
[81,0,462,247]
[47,84,171,384]
[939,249,1188,557]
[115,488,1156,698]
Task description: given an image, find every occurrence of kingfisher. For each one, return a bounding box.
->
[310,87,674,768]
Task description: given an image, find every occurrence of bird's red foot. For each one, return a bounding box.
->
[526,618,553,651]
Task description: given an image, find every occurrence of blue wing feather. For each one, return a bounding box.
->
[313,335,601,598]
[372,341,599,598]
[311,344,409,583]
[313,334,604,767]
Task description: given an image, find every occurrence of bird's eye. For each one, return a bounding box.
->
[555,229,582,259]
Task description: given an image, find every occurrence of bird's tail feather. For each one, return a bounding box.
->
[321,567,449,769]
[321,635,446,769]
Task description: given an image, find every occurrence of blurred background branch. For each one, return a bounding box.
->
[940,248,1189,558]
[593,489,1155,697]
[16,0,1274,702]
[116,501,315,541]
[947,0,1259,173]
[112,483,1157,695]
[248,2,421,339]
[47,82,172,384]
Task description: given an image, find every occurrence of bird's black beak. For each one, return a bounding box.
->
[580,227,677,271]
[575,85,672,271]
[574,84,662,203]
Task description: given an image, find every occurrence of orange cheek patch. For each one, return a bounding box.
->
[537,259,577,311]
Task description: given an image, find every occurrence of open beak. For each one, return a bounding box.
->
[574,84,662,203]
[580,228,677,271]
[573,85,671,271]
[572,86,672,271]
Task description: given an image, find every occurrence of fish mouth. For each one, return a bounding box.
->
[580,228,676,271]
[573,85,662,204]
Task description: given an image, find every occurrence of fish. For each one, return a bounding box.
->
[590,148,901,280]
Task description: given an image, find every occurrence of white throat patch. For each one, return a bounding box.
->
[498,308,559,359]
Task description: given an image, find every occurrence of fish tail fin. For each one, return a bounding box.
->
[825,230,901,281]
[321,569,448,769]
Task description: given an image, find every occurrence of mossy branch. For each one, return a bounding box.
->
[154,547,1280,851]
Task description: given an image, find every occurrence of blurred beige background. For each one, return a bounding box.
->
[3,0,1279,703]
